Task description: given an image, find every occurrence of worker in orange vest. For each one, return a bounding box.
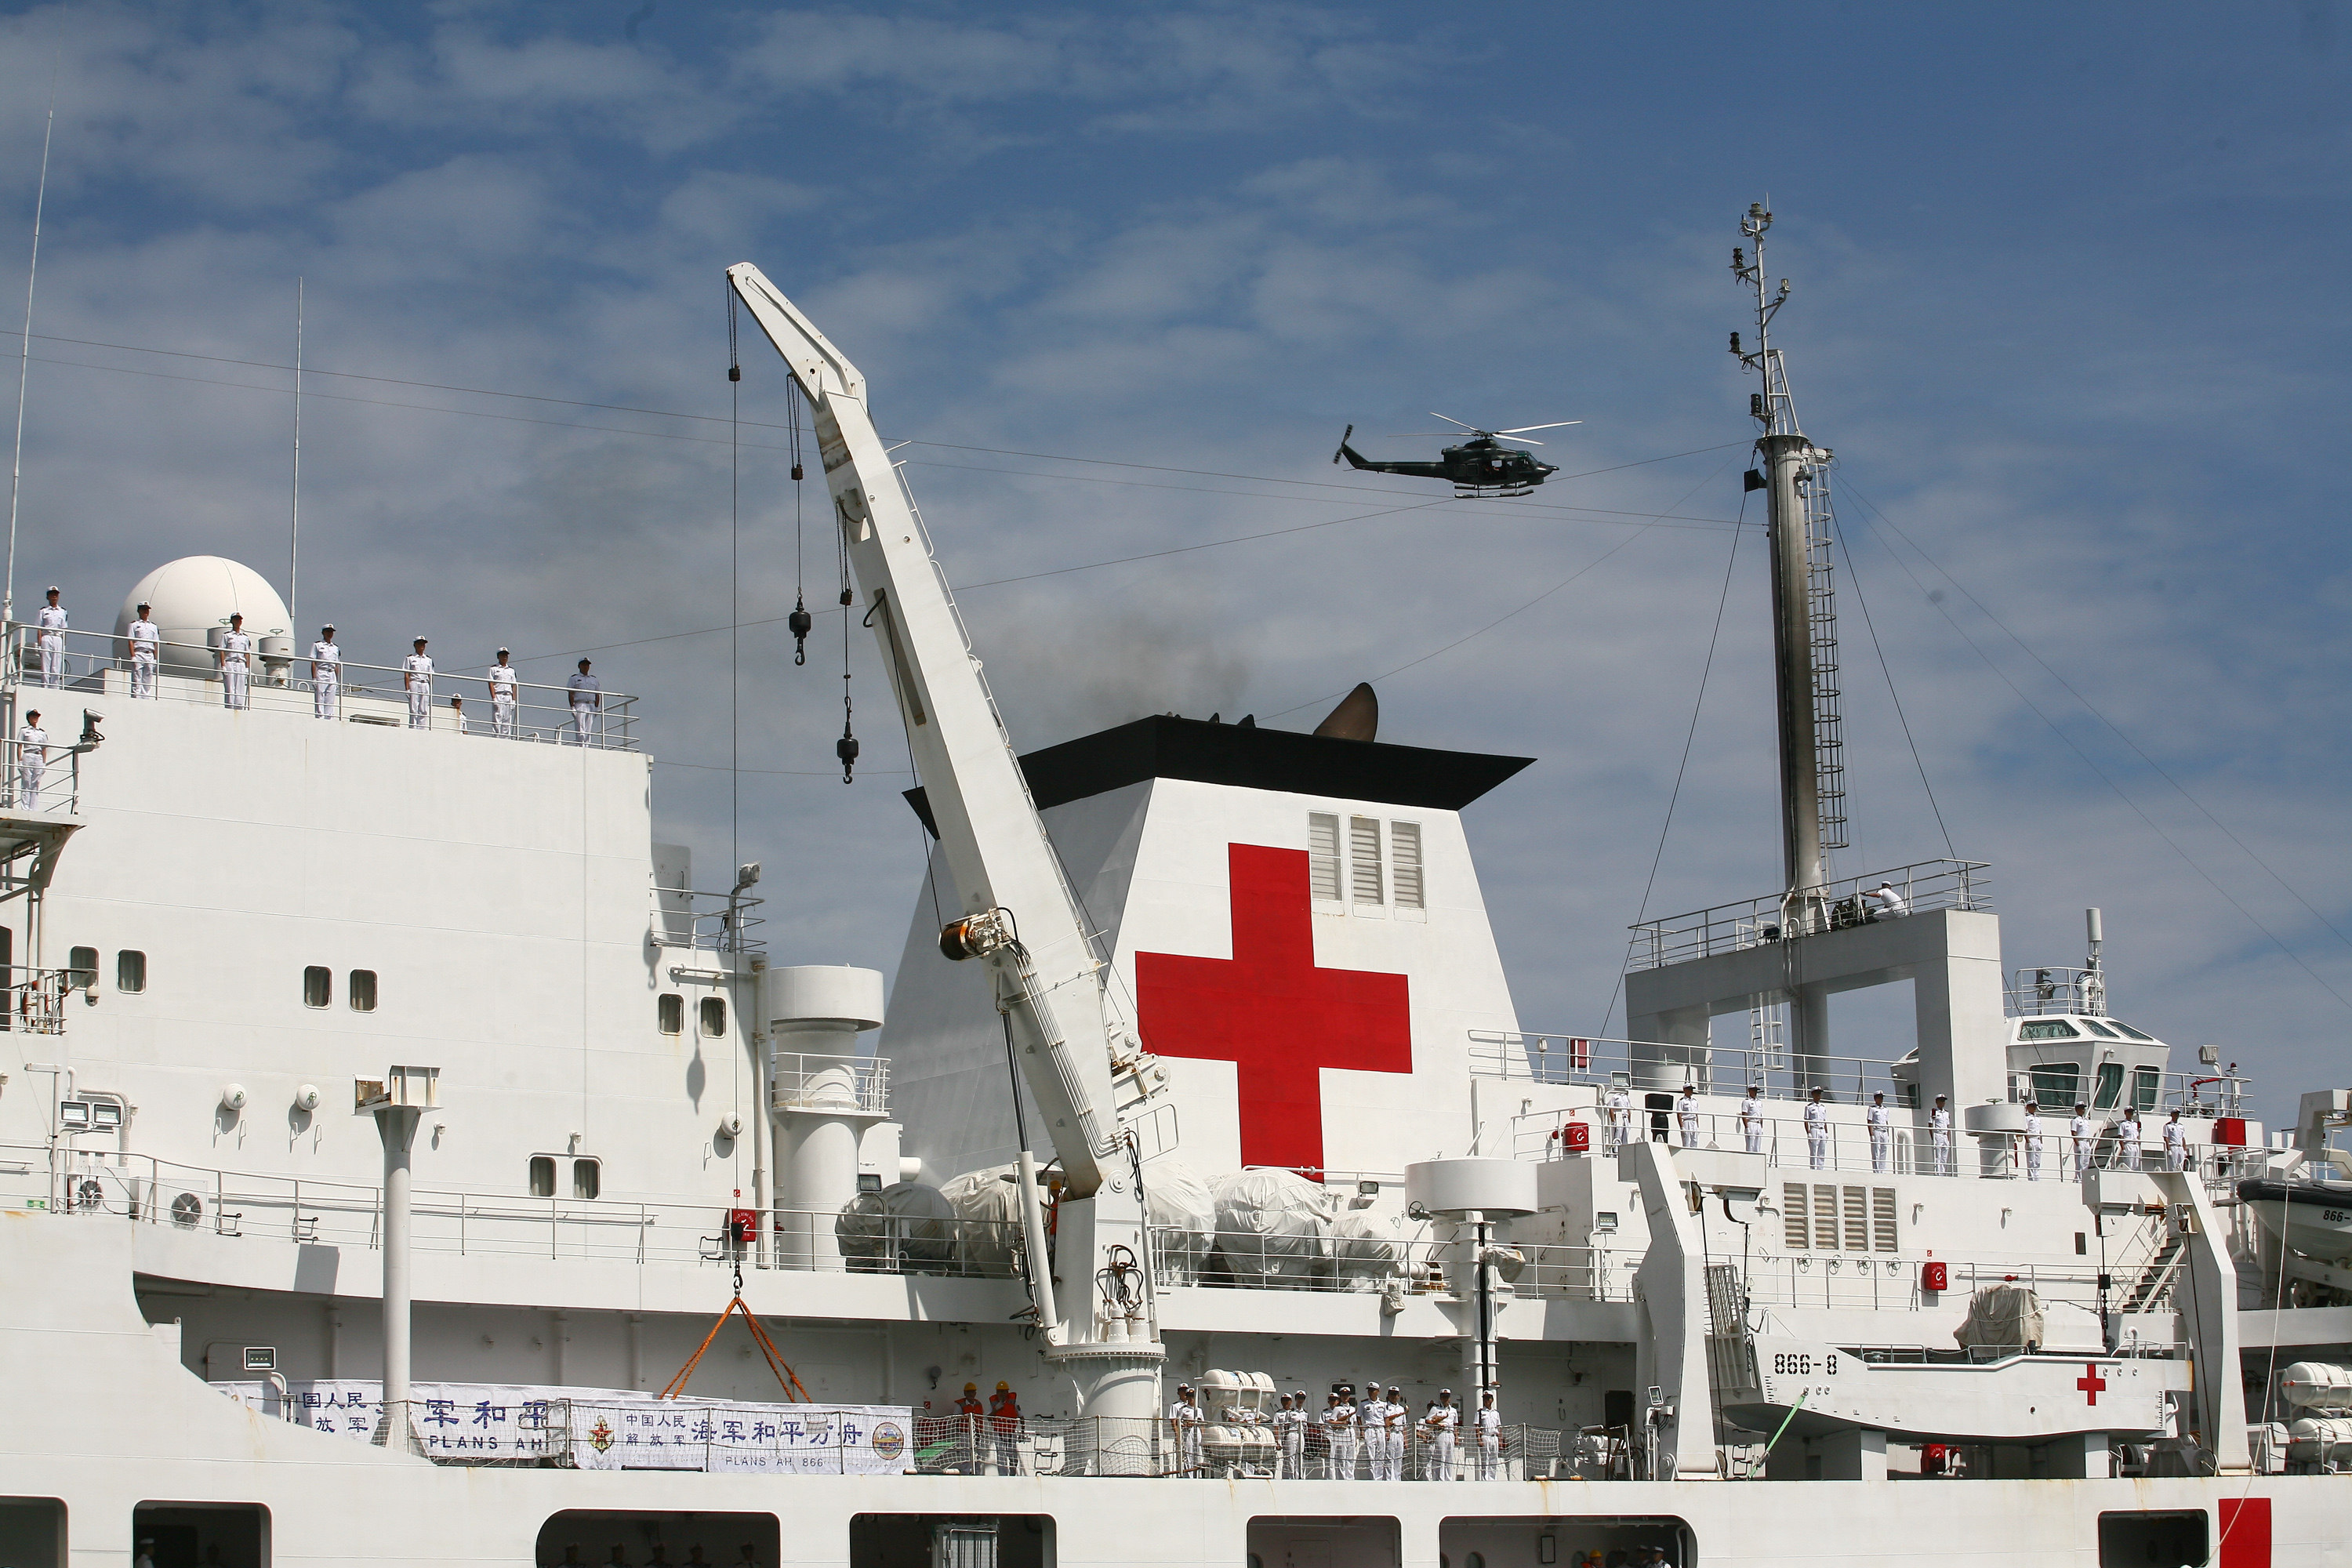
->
[953,1381,985,1474]
[987,1381,1024,1475]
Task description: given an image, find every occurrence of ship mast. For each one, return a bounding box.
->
[1730,203,1847,925]
[1731,204,1849,1089]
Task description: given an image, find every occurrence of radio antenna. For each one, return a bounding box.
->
[3,84,56,634]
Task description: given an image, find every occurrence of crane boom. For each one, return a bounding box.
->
[724,263,1125,1200]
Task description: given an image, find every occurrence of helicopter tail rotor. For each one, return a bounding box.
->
[1332,424,1352,465]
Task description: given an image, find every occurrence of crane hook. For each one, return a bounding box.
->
[789,593,812,667]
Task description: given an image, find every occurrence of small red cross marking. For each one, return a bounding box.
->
[1135,844,1414,1173]
[2076,1363,2107,1405]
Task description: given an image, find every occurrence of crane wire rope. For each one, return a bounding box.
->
[1592,488,1747,1041]
[1836,482,2352,1014]
[725,286,742,1135]
[1828,514,1955,858]
[2,80,55,634]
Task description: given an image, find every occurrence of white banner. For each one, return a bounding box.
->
[212,1380,911,1474]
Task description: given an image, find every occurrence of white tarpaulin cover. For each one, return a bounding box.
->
[1210,1168,1334,1282]
[212,1380,912,1473]
[1953,1285,2047,1353]
[837,1180,956,1269]
[1321,1210,1409,1290]
[938,1163,1022,1268]
[1143,1158,1215,1284]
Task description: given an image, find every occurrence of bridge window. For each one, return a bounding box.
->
[348,970,377,1012]
[2131,1066,2161,1112]
[2018,1019,2080,1040]
[2092,1062,2125,1109]
[2078,1017,2118,1038]
[1391,822,1424,909]
[2029,1063,2081,1103]
[2105,1018,2155,1041]
[657,993,683,1035]
[1308,813,1342,901]
[117,949,146,993]
[302,966,331,1009]
[1349,816,1384,906]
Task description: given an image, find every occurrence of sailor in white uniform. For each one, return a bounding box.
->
[1676,1084,1703,1149]
[2162,1110,2188,1172]
[1739,1084,1766,1153]
[1167,1384,1203,1474]
[1271,1393,1296,1477]
[1285,1390,1310,1477]
[487,647,518,737]
[1930,1094,1954,1176]
[567,657,601,744]
[1421,1389,1459,1480]
[126,601,159,699]
[1603,1081,1633,1150]
[402,637,434,728]
[34,586,65,688]
[217,613,252,710]
[1381,1385,1410,1481]
[2022,1099,2045,1181]
[2117,1109,2143,1171]
[309,626,340,720]
[15,709,45,809]
[1356,1387,1387,1479]
[1323,1391,1358,1479]
[1804,1087,1829,1170]
[1867,1091,1893,1173]
[1472,1389,1503,1480]
[2070,1103,2094,1179]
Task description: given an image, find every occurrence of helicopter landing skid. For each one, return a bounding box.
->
[1454,484,1538,499]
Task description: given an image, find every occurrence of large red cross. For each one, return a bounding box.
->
[1134,844,1414,1174]
[2076,1363,2107,1406]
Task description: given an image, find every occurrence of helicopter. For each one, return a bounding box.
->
[1332,413,1579,497]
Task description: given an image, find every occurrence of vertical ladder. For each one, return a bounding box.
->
[1799,456,1847,853]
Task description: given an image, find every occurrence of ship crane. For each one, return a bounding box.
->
[725,264,1170,1423]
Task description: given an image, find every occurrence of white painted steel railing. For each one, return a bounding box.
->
[1626,858,1991,971]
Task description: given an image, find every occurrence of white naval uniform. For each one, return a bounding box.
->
[1472,1404,1503,1480]
[1421,1402,1458,1480]
[1604,1085,1632,1149]
[1324,1404,1358,1479]
[310,640,340,720]
[1276,1407,1304,1478]
[1930,1104,1954,1176]
[1804,1100,1829,1170]
[1739,1093,1765,1153]
[488,662,518,737]
[2071,1114,2094,1178]
[403,652,434,728]
[1359,1398,1391,1480]
[2118,1116,2143,1171]
[1168,1399,1203,1473]
[220,629,252,710]
[35,601,65,687]
[15,721,44,809]
[1677,1095,1702,1149]
[1379,1401,1407,1481]
[1867,1102,1892,1173]
[567,670,601,743]
[2023,1112,2045,1181]
[2163,1119,2188,1172]
[127,616,160,699]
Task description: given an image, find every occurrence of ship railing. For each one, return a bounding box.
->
[1745,1254,2177,1318]
[2,624,641,751]
[1625,858,1991,971]
[0,731,85,814]
[2,1145,1021,1279]
[649,888,767,954]
[1472,1031,1917,1105]
[896,1415,1569,1480]
[1149,1227,1631,1302]
[1508,1107,1940,1177]
[770,1052,890,1116]
[0,966,76,1033]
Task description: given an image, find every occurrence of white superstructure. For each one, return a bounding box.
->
[0,220,2347,1568]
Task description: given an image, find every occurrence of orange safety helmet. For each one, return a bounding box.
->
[996,1382,1010,1392]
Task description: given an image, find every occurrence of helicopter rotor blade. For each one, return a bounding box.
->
[1494,421,1583,434]
[1428,412,1483,432]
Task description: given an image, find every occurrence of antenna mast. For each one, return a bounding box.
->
[289,277,303,626]
[1730,203,1848,919]
[3,92,56,634]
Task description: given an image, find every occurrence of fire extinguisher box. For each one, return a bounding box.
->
[2213,1117,2247,1147]
[1563,1120,1592,1154]
[1921,1260,1949,1294]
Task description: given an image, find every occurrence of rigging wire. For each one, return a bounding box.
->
[727,286,742,895]
[1838,481,2352,1013]
[1843,475,2352,960]
[1830,515,1955,858]
[836,505,858,783]
[1594,492,1748,1040]
[2,82,56,631]
[788,380,811,663]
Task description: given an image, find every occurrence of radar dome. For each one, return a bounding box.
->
[117,557,292,677]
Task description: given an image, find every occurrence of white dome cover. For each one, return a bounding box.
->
[115,557,292,675]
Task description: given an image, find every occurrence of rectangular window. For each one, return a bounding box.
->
[303,965,332,1009]
[528,1156,556,1198]
[699,996,728,1038]
[2030,1063,2082,1104]
[67,946,97,990]
[1390,821,1424,909]
[1812,1184,1839,1250]
[116,949,146,993]
[658,993,683,1036]
[348,969,377,1012]
[1782,1183,1809,1250]
[1307,813,1342,901]
[1841,1186,1870,1252]
[2131,1065,2161,1112]
[572,1158,600,1200]
[2018,1019,2081,1040]
[1348,815,1383,906]
[1871,1187,1898,1252]
[2092,1061,2125,1109]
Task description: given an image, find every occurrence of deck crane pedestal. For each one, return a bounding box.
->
[725,264,1169,1428]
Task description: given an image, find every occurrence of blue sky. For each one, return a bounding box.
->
[0,2,2347,1127]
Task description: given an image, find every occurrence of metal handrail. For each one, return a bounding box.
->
[1626,858,1991,971]
[1469,1029,1917,1102]
[771,1052,890,1115]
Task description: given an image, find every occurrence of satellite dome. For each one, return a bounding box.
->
[116,557,292,677]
